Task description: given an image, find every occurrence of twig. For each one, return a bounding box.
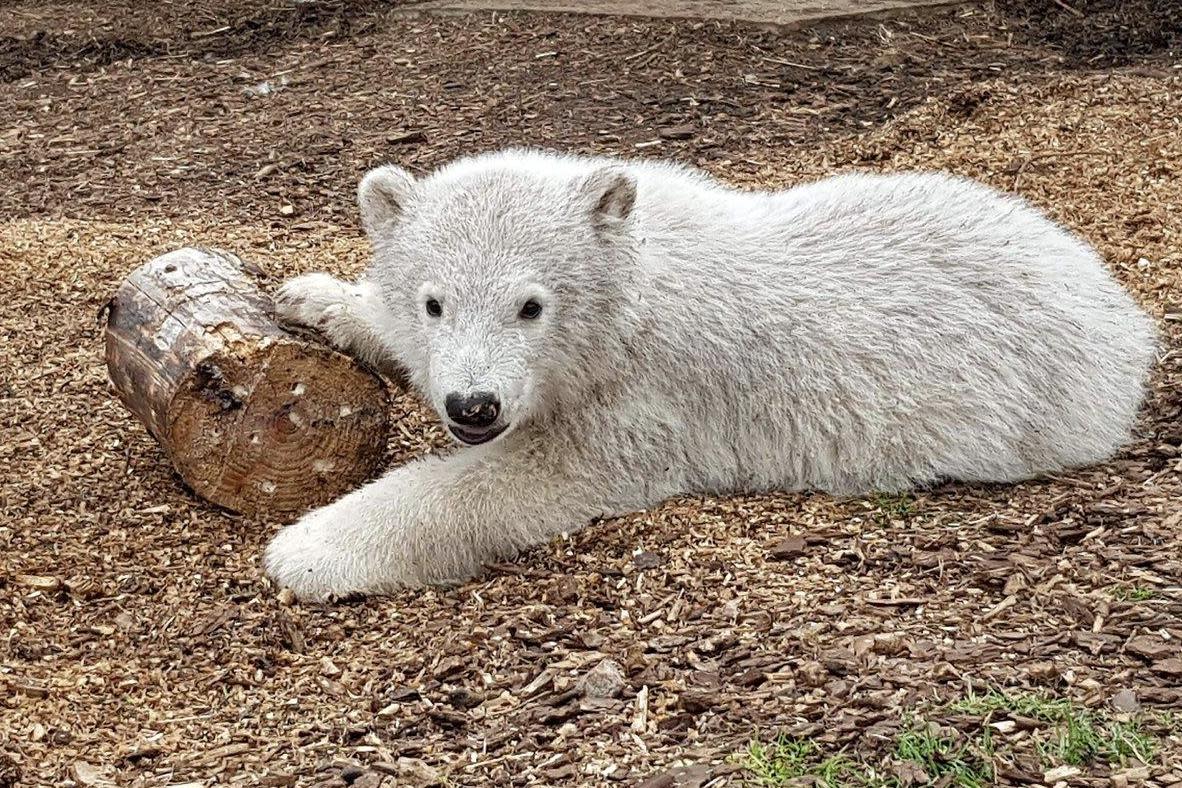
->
[866,597,928,607]
[1012,149,1117,190]
[760,56,821,71]
[190,25,231,38]
[623,34,675,62]
[1051,0,1085,18]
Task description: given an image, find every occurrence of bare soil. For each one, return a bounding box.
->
[1,1,1180,786]
[403,0,958,28]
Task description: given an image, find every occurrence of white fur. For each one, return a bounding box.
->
[265,149,1157,601]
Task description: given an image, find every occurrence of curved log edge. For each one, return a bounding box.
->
[103,247,391,516]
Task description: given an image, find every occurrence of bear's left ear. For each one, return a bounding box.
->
[576,166,636,230]
[358,165,416,236]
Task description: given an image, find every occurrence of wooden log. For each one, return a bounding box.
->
[103,247,390,516]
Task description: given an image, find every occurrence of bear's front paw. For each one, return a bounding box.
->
[274,272,359,336]
[263,505,408,602]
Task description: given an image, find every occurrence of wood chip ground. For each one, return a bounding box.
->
[1,1,1180,785]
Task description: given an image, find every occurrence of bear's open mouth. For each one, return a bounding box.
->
[448,423,508,446]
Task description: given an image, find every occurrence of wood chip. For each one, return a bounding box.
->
[70,761,116,787]
[15,574,61,592]
[1044,765,1082,782]
[768,534,807,560]
[632,685,649,733]
[2,2,1181,781]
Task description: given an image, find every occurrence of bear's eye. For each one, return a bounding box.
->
[519,300,543,320]
[425,298,443,318]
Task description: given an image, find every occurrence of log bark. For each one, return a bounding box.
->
[104,247,390,516]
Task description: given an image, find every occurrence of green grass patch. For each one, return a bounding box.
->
[892,725,994,787]
[869,492,915,524]
[743,736,865,787]
[950,689,1157,767]
[1111,585,1155,602]
[739,690,1162,787]
[740,725,993,787]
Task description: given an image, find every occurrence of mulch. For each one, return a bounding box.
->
[1,1,1180,786]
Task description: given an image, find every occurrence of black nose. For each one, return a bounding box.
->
[445,391,500,428]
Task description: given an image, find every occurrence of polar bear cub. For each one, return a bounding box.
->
[264,148,1156,601]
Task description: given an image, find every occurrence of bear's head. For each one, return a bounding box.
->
[358,156,640,447]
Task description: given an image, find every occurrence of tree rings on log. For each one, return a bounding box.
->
[104,247,390,516]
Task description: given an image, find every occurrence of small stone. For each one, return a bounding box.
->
[989,720,1017,733]
[395,757,441,786]
[277,587,296,606]
[319,657,341,678]
[1045,765,1082,783]
[579,658,626,699]
[632,551,663,570]
[279,204,296,216]
[769,534,807,560]
[1111,688,1140,713]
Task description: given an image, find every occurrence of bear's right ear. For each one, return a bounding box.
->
[575,166,637,231]
[358,165,416,235]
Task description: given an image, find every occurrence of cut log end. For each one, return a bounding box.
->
[105,247,391,516]
[167,338,389,516]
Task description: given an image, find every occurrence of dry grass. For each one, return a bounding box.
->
[1,2,1181,786]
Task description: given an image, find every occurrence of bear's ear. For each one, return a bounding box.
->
[358,165,416,235]
[576,166,636,230]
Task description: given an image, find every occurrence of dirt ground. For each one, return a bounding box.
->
[404,0,958,27]
[1,1,1181,786]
